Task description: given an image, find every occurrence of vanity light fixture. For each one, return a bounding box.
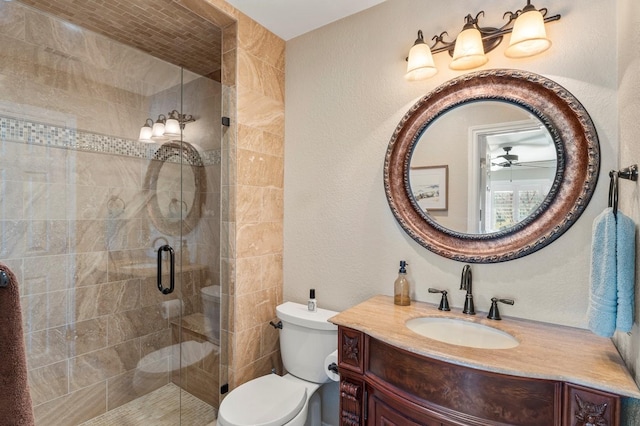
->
[404,1,560,80]
[138,110,196,142]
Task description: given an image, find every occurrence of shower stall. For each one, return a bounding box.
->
[0,1,230,424]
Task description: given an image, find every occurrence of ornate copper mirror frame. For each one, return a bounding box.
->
[384,69,600,263]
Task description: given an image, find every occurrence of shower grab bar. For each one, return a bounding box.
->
[157,244,175,295]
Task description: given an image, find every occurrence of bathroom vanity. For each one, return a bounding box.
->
[329,296,640,426]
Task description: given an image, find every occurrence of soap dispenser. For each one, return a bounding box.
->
[394,260,411,306]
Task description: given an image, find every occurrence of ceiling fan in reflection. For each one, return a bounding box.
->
[491,146,550,169]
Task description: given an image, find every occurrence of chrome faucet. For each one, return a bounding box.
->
[460,264,475,315]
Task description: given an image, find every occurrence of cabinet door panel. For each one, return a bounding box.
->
[369,393,440,426]
[367,337,562,425]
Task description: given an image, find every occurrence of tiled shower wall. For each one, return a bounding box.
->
[0,2,222,424]
[208,0,287,390]
[0,0,286,415]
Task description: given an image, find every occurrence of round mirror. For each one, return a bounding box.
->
[384,69,600,263]
[145,141,206,236]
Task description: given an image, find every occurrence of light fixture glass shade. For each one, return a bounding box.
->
[449,27,488,70]
[138,118,154,142]
[139,125,153,142]
[164,118,181,137]
[405,43,437,81]
[504,9,551,58]
[151,119,165,140]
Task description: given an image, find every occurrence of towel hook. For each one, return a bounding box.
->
[618,164,639,182]
[608,171,619,216]
[609,164,638,217]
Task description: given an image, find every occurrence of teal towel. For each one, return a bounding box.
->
[616,211,635,332]
[588,208,617,337]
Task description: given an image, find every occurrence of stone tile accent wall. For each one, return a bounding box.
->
[0,115,220,165]
[202,0,286,391]
[16,0,229,79]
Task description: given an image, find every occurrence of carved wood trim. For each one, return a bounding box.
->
[340,378,363,426]
[564,383,619,426]
[343,335,359,361]
[339,327,364,373]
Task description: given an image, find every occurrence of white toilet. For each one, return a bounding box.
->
[218,301,338,426]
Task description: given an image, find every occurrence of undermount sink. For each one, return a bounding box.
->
[405,317,519,349]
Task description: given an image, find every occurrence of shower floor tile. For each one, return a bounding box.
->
[79,383,216,425]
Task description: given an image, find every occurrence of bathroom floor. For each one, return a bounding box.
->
[79,383,216,425]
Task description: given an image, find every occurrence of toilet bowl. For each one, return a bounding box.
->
[218,301,338,426]
[133,340,217,393]
[218,373,321,426]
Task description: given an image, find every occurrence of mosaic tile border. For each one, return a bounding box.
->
[0,115,221,166]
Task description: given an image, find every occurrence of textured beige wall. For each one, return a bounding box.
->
[284,0,619,328]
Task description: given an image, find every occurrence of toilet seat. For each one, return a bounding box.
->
[218,374,307,426]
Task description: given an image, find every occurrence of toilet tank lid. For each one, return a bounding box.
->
[276,301,338,331]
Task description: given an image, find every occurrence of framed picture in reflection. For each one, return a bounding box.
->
[409,165,448,211]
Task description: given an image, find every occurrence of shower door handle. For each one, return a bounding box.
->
[157,244,175,295]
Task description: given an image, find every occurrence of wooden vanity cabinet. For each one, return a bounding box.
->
[337,326,621,426]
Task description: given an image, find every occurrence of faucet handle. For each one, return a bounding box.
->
[487,297,515,320]
[428,288,450,311]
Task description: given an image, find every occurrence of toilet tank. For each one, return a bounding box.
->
[276,302,338,384]
[201,285,220,344]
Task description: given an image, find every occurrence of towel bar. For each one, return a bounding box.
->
[609,164,638,216]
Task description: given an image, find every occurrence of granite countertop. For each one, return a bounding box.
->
[329,295,640,398]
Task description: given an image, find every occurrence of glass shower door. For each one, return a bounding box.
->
[0,2,222,423]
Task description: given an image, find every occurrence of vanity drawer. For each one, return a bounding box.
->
[366,336,562,426]
[339,327,364,374]
[563,383,619,426]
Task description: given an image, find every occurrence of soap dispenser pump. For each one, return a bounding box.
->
[394,260,411,306]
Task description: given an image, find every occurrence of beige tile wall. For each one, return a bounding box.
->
[208,0,286,390]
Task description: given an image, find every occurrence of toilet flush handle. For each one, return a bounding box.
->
[269,320,283,329]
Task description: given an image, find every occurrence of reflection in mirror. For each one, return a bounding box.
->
[145,141,206,236]
[156,154,196,221]
[410,101,557,234]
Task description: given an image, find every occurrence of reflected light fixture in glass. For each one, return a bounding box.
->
[138,118,153,143]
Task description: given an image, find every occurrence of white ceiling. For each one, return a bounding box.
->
[225,0,387,40]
